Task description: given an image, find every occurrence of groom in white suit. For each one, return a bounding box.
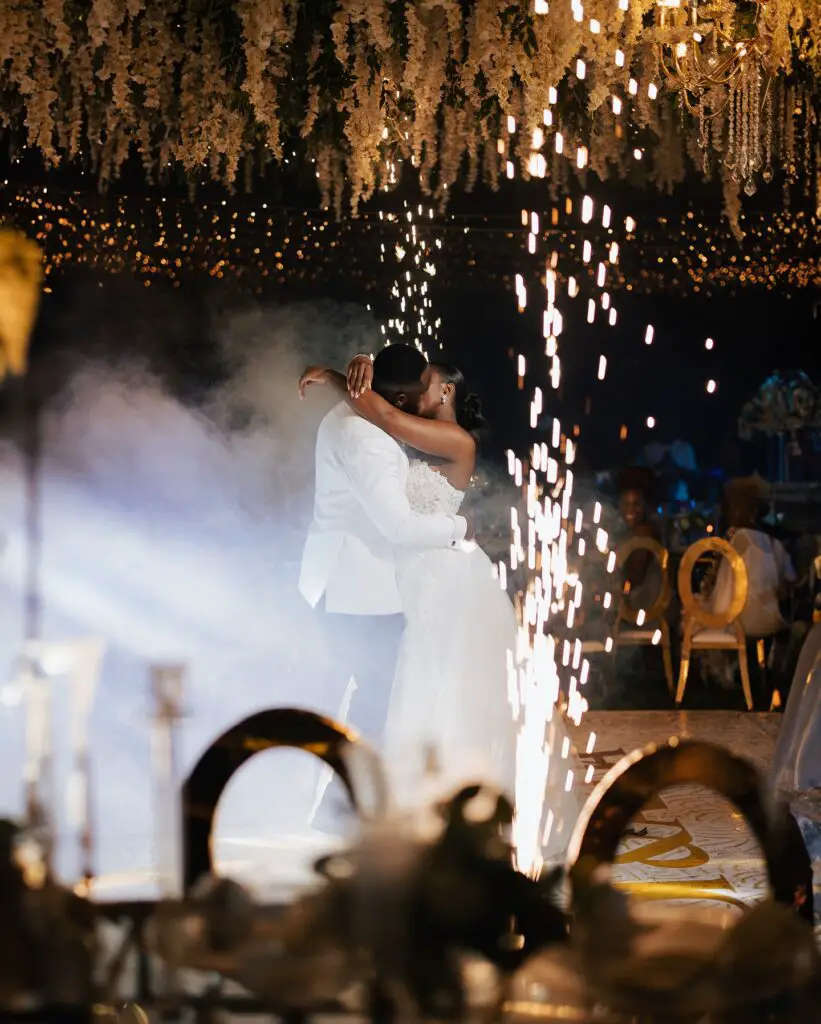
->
[299,344,468,826]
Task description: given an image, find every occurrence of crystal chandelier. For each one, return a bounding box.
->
[655,0,782,194]
[655,0,767,108]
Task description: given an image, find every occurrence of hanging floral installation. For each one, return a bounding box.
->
[0,0,818,218]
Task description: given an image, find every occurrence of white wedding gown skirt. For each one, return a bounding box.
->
[770,622,821,822]
[383,460,582,861]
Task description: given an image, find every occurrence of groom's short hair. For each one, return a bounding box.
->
[372,344,428,408]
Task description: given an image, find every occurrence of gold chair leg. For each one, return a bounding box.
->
[737,642,754,711]
[675,632,692,706]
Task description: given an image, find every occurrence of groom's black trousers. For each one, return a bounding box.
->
[312,600,404,830]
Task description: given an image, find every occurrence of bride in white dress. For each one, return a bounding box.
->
[299,355,582,862]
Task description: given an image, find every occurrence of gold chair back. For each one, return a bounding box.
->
[676,536,753,710]
[615,537,674,694]
[616,536,672,626]
[677,536,749,630]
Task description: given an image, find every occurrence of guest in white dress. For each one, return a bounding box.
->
[705,475,796,697]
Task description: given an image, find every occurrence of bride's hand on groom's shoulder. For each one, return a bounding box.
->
[346,354,373,398]
[299,366,328,398]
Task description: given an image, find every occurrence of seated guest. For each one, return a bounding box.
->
[710,475,796,638]
[704,475,796,699]
[616,466,664,614]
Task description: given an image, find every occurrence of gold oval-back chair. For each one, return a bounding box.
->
[676,536,753,710]
[614,536,674,694]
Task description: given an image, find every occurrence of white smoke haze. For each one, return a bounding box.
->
[0,291,384,894]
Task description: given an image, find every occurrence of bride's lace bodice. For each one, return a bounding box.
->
[406,459,465,516]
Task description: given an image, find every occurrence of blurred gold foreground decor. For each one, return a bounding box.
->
[0,229,44,382]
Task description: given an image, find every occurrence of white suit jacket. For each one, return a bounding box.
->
[299,403,467,616]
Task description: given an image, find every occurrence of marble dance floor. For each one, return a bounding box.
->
[567,710,783,913]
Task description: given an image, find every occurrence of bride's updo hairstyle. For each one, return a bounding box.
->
[433,362,487,441]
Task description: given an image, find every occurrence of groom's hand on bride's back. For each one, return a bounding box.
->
[462,512,475,542]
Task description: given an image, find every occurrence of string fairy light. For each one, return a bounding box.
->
[0,183,814,299]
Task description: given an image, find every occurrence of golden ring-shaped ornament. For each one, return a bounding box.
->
[616,536,671,626]
[181,707,387,891]
[678,536,748,631]
[567,739,805,914]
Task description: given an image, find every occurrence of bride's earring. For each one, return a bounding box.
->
[440,393,447,405]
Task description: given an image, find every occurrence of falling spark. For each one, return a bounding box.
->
[581,196,594,223]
